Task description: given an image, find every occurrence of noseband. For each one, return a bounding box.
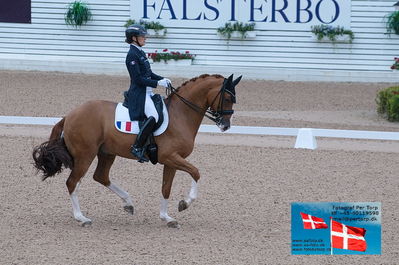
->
[206,80,236,124]
[167,80,235,125]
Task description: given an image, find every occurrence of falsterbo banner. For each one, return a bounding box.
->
[130,0,351,30]
[291,202,381,255]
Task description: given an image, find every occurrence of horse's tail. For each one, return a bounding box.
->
[32,117,74,180]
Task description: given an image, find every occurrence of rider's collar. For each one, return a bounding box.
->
[130,43,143,51]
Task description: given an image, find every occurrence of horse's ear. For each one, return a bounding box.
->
[233,75,242,87]
[225,75,233,86]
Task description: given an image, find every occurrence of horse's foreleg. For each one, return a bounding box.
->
[93,153,134,215]
[178,180,198,212]
[167,155,200,213]
[160,165,179,228]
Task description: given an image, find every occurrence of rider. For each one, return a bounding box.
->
[124,24,171,162]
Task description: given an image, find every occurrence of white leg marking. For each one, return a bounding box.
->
[185,180,198,207]
[70,183,92,224]
[160,198,176,223]
[107,183,133,207]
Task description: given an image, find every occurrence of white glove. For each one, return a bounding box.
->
[158,78,170,88]
[164,78,172,86]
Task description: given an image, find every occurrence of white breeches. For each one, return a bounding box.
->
[144,87,159,122]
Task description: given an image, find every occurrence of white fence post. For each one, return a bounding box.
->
[295,128,317,150]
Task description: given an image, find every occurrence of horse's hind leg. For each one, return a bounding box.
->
[66,157,95,226]
[93,152,134,215]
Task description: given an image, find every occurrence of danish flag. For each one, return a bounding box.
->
[300,212,328,229]
[331,219,367,252]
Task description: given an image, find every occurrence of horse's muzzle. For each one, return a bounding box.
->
[220,125,230,132]
[217,119,231,132]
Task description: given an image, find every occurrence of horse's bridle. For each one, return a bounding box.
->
[166,79,236,125]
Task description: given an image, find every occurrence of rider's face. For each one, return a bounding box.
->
[136,36,146,46]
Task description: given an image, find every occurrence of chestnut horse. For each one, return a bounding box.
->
[33,74,241,228]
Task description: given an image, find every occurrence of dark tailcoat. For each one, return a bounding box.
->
[125,45,163,121]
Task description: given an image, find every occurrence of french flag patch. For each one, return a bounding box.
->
[116,121,132,132]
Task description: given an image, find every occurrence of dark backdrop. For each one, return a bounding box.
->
[0,0,31,23]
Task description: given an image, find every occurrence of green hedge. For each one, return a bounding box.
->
[376,86,399,121]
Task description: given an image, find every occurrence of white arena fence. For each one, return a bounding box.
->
[1,115,399,150]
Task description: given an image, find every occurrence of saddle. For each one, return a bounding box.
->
[115,93,169,164]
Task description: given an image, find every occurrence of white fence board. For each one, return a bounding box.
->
[32,3,129,10]
[32,13,129,20]
[30,19,129,26]
[4,30,392,44]
[1,42,396,59]
[1,40,396,56]
[353,1,397,7]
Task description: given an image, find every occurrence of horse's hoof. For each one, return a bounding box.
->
[81,220,92,227]
[167,221,180,229]
[124,205,134,215]
[178,200,188,212]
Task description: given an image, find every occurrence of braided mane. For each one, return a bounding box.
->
[177,74,224,91]
[165,74,224,103]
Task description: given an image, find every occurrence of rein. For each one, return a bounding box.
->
[166,82,233,124]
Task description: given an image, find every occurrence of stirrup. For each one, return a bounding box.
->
[130,145,149,163]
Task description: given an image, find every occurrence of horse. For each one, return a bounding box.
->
[32,73,241,228]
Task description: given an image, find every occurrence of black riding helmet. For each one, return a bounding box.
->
[125,24,147,44]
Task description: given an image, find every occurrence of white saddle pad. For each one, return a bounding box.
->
[114,102,169,136]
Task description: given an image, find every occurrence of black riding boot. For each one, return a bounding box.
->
[131,116,156,163]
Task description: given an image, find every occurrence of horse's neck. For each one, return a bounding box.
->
[168,82,209,137]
